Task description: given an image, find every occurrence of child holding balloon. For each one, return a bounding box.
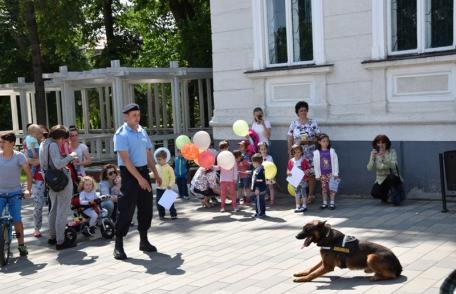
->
[258,142,275,205]
[174,149,190,200]
[217,150,239,213]
[287,144,311,213]
[251,153,267,218]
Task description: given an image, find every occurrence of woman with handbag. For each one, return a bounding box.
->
[39,125,78,250]
[367,134,403,204]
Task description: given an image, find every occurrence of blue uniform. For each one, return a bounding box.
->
[114,123,152,167]
[112,122,154,237]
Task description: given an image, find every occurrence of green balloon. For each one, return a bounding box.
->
[176,135,191,150]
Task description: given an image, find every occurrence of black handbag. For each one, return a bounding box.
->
[387,164,403,189]
[387,165,405,205]
[44,143,69,192]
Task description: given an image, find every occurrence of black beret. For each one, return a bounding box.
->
[122,103,140,114]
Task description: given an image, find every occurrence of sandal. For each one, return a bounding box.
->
[33,232,42,238]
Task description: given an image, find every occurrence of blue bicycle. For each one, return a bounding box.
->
[0,192,22,266]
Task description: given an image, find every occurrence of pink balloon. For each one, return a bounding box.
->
[198,151,215,169]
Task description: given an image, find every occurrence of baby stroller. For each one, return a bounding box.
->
[69,193,115,239]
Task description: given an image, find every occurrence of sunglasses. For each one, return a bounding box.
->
[108,171,117,176]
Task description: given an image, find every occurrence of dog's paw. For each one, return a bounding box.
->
[369,275,382,281]
[293,278,308,283]
[293,273,306,277]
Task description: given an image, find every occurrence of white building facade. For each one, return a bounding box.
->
[209,0,456,197]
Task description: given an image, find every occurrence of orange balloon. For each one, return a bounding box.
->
[181,143,200,161]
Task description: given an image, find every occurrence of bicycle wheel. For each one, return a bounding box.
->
[101,219,115,239]
[0,223,11,266]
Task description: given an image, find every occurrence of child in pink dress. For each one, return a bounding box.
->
[217,145,238,212]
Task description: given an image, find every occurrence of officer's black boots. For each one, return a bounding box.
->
[139,230,157,252]
[114,236,127,260]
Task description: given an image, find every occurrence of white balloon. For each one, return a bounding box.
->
[154,147,171,163]
[192,131,211,150]
[217,150,235,170]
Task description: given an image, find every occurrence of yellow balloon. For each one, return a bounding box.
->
[288,183,296,197]
[262,161,277,180]
[232,120,249,137]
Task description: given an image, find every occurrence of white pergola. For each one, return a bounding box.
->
[0,60,213,161]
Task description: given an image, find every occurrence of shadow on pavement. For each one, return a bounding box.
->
[125,252,185,275]
[314,275,408,290]
[56,250,98,266]
[55,236,112,265]
[0,257,47,276]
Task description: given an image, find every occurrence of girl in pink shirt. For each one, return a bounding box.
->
[218,154,238,213]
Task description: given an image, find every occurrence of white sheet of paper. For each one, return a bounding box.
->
[287,166,304,187]
[158,189,178,210]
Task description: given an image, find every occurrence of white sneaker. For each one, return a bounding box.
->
[233,208,239,212]
[220,208,225,212]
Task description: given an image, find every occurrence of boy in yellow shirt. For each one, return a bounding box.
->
[155,150,177,220]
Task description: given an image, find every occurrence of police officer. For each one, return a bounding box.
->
[113,103,162,260]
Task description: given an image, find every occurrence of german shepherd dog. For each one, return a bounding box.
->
[294,220,402,283]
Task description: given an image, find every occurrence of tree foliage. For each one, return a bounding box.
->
[0,0,212,129]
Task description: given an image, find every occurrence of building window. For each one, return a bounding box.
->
[266,0,314,65]
[389,0,455,55]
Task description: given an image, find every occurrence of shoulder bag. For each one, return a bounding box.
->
[387,164,405,205]
[44,143,69,192]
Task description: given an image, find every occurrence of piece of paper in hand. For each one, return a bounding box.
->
[286,166,305,187]
[158,189,178,210]
[329,177,340,192]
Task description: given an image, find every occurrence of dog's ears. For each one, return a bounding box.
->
[319,220,327,226]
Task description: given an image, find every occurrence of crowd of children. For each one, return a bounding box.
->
[20,110,341,239]
[146,128,341,219]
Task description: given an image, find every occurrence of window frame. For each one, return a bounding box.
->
[263,0,316,67]
[387,0,456,56]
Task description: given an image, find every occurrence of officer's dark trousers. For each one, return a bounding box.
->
[116,166,153,237]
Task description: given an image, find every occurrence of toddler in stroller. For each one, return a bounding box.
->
[70,176,115,239]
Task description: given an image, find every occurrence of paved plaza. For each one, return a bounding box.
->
[1,195,455,294]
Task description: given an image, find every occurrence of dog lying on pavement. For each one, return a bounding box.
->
[294,220,402,283]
